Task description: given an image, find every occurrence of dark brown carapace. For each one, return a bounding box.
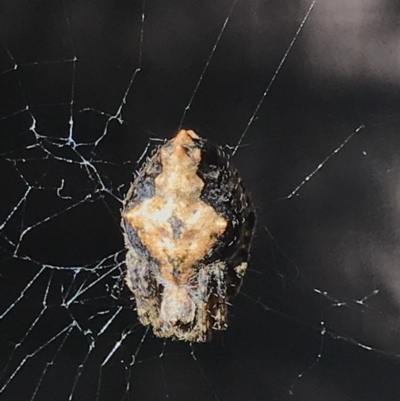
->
[121,130,255,342]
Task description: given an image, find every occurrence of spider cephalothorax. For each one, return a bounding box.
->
[121,129,255,342]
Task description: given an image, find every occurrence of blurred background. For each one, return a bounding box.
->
[1,0,400,400]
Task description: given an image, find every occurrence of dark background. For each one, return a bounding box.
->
[1,1,400,400]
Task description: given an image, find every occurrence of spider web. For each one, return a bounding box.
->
[1,1,400,400]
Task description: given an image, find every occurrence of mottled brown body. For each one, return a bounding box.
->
[121,130,255,342]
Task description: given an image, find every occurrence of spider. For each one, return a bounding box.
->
[121,129,255,342]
